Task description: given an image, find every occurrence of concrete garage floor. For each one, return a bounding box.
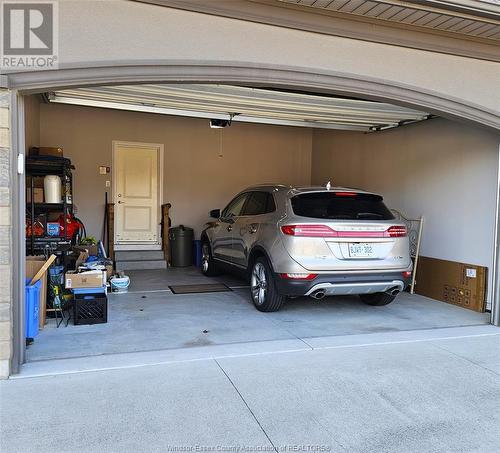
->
[7,268,500,452]
[25,267,490,365]
[3,332,500,453]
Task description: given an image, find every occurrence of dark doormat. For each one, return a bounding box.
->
[169,283,233,295]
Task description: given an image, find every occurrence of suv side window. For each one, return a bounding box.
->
[221,193,249,219]
[243,191,276,216]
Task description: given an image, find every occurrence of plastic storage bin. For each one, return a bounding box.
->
[44,175,61,203]
[169,225,194,267]
[73,292,107,325]
[25,279,41,339]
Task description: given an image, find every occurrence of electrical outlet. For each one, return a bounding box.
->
[105,180,111,188]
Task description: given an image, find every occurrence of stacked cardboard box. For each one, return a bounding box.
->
[415,256,487,312]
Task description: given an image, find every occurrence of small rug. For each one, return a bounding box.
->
[168,283,233,295]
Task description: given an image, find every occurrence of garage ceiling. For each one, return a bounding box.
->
[47,84,430,132]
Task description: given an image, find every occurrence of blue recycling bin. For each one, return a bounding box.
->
[193,239,202,268]
[25,279,41,339]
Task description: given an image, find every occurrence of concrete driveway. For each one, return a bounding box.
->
[2,326,500,453]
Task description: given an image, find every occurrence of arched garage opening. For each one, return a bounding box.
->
[9,64,500,375]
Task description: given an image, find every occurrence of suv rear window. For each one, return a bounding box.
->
[291,192,394,220]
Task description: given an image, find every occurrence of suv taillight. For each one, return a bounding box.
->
[387,226,407,237]
[281,224,407,238]
[281,225,337,237]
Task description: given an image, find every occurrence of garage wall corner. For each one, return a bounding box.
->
[311,118,500,310]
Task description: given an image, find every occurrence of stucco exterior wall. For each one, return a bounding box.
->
[311,118,500,308]
[0,90,12,378]
[56,3,498,113]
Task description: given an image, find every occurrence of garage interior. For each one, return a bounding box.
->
[21,83,498,370]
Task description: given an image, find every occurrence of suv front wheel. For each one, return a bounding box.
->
[250,257,284,312]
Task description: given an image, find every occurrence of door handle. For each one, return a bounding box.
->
[227,225,232,232]
[118,201,125,204]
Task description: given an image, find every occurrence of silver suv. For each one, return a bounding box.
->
[201,185,412,312]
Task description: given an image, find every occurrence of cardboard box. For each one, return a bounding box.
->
[26,256,48,329]
[29,146,64,158]
[415,256,487,312]
[26,188,44,203]
[65,270,105,289]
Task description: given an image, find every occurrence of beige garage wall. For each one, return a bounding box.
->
[38,102,312,238]
[24,95,40,150]
[311,118,500,308]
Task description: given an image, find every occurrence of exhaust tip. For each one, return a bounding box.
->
[311,290,326,300]
[386,287,401,296]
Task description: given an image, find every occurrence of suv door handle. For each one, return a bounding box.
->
[227,225,232,232]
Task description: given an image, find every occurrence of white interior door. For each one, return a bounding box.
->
[114,142,162,244]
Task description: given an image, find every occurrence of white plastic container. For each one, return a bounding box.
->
[44,175,61,203]
[110,276,130,293]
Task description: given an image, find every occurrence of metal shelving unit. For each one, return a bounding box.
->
[25,157,75,257]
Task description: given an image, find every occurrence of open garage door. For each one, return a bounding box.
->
[16,83,499,376]
[46,84,431,131]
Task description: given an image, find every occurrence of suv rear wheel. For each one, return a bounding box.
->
[250,257,284,312]
[359,292,396,306]
[201,240,220,276]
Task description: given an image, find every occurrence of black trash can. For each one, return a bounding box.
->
[169,225,194,267]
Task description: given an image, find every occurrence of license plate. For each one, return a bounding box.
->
[348,243,375,258]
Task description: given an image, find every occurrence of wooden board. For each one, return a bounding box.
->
[414,256,487,312]
[162,203,172,266]
[30,254,56,285]
[107,203,114,262]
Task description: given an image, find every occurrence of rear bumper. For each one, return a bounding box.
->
[275,271,411,297]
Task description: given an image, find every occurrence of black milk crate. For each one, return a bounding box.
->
[73,292,107,325]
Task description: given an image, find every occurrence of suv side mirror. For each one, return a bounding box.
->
[209,209,221,219]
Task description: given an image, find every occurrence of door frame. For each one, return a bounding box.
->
[111,140,164,250]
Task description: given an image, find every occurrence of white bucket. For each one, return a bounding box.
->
[110,276,130,293]
[44,175,61,203]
